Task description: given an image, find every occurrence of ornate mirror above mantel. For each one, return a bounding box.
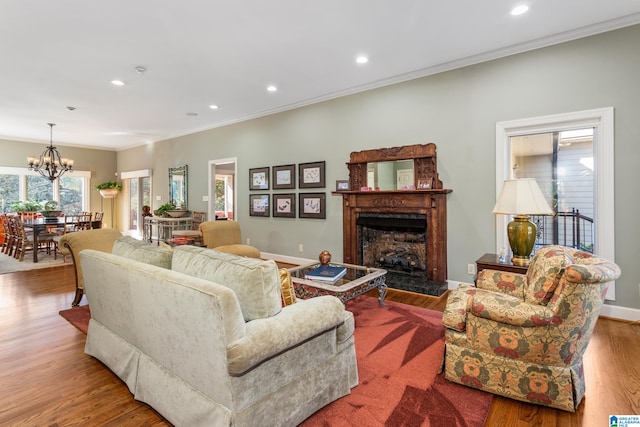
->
[335,143,452,295]
[169,165,188,208]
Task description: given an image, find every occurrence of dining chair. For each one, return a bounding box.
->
[93,212,104,228]
[171,211,206,240]
[1,214,11,255]
[77,212,93,230]
[13,216,55,261]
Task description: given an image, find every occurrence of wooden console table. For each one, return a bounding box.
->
[143,216,192,245]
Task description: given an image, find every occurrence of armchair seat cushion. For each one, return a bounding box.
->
[215,243,261,258]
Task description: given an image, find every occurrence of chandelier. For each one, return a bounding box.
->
[27,123,74,181]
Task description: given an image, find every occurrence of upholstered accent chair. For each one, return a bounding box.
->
[58,228,123,306]
[199,220,260,258]
[442,245,621,412]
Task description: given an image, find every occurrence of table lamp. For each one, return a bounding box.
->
[492,178,553,266]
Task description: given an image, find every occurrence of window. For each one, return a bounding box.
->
[0,167,90,213]
[511,128,594,252]
[496,107,615,299]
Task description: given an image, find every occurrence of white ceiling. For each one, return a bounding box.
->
[2,0,640,151]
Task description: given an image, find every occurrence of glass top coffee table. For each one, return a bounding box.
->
[288,262,387,306]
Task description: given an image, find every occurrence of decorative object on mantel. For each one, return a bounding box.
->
[335,143,452,293]
[492,178,553,266]
[319,250,332,265]
[96,181,122,198]
[27,123,74,181]
[335,180,350,191]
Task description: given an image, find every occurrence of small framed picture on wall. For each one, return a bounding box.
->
[272,164,296,189]
[273,193,296,218]
[298,161,325,188]
[249,194,270,217]
[249,167,270,190]
[299,192,326,219]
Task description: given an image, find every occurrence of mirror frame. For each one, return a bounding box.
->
[169,164,188,208]
[346,144,443,192]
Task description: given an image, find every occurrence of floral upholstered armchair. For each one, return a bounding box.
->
[442,245,621,412]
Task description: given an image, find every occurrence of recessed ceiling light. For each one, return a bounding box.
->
[111,80,125,86]
[511,5,529,16]
[209,104,219,110]
[356,56,369,64]
[267,85,278,92]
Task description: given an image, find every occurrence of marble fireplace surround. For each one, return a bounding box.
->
[334,143,452,286]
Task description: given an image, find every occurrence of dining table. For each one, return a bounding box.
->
[22,217,102,263]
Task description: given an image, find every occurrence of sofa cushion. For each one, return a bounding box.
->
[112,236,173,269]
[171,246,282,321]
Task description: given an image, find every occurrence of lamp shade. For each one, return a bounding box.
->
[492,178,553,216]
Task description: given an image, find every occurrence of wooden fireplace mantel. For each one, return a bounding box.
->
[334,143,452,284]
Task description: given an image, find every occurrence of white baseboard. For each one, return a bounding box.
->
[600,304,640,322]
[261,252,315,266]
[446,280,640,322]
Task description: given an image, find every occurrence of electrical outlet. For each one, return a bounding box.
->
[467,264,476,275]
[246,238,250,245]
[202,195,209,202]
[156,195,161,201]
[299,244,304,252]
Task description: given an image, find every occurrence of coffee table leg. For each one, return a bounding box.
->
[377,281,387,306]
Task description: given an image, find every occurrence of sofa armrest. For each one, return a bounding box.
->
[476,269,526,299]
[226,296,346,375]
[469,291,559,327]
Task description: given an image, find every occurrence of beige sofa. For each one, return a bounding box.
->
[80,239,358,426]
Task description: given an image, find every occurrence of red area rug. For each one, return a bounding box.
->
[301,296,493,427]
[59,304,90,335]
[59,297,492,426]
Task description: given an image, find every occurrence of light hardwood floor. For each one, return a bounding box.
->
[0,265,638,426]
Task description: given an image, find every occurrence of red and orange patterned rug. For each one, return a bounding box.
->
[301,296,492,427]
[60,296,492,426]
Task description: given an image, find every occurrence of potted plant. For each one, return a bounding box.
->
[156,202,176,218]
[9,200,42,214]
[96,181,122,198]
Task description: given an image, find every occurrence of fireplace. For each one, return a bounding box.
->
[335,144,451,296]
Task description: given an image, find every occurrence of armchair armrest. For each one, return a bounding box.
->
[476,269,526,299]
[470,291,560,327]
[226,296,345,375]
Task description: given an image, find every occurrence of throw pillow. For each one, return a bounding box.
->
[279,268,297,306]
